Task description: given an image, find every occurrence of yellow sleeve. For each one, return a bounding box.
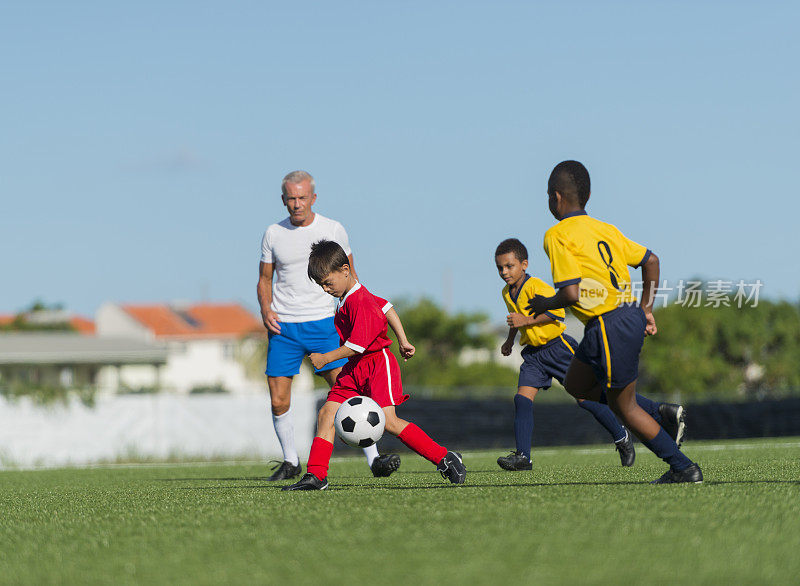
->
[502,293,515,314]
[543,229,582,288]
[617,227,651,268]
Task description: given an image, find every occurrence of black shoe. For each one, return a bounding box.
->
[615,429,636,467]
[659,403,687,446]
[371,454,401,477]
[282,473,329,491]
[650,463,703,484]
[497,450,533,471]
[437,451,467,484]
[266,460,302,481]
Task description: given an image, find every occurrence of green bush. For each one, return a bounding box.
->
[640,300,800,397]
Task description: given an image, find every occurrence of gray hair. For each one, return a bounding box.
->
[281,170,315,196]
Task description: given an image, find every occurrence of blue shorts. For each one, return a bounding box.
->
[574,303,646,389]
[265,317,347,377]
[518,334,578,390]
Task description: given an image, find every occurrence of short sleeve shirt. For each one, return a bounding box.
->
[502,275,567,346]
[335,283,393,354]
[543,211,651,324]
[260,213,351,322]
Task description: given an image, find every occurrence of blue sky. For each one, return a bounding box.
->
[1,1,798,322]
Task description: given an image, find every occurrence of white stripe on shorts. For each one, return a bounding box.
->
[382,348,395,405]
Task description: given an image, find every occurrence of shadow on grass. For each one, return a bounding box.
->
[169,477,800,491]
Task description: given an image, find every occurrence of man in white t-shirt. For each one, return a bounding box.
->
[257,170,400,481]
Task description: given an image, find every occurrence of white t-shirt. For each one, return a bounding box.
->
[260,213,352,322]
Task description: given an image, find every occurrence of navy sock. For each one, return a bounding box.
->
[642,428,692,470]
[577,400,626,442]
[513,394,534,459]
[636,394,662,424]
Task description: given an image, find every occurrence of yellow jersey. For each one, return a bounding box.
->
[502,274,567,346]
[543,211,651,324]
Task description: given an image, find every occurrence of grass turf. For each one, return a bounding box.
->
[0,438,798,585]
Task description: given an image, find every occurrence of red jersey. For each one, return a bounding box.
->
[335,282,393,355]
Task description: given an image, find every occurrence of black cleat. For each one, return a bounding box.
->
[659,403,687,447]
[615,428,636,467]
[437,451,467,484]
[371,454,401,477]
[267,460,302,481]
[282,473,329,491]
[497,450,533,471]
[650,463,703,484]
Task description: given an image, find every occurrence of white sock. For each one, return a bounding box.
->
[272,409,299,466]
[363,443,379,467]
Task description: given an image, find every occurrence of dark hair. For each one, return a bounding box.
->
[495,238,528,261]
[548,160,591,207]
[308,240,349,282]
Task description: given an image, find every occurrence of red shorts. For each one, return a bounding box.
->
[327,348,409,408]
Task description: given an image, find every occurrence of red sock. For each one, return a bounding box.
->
[398,423,448,464]
[307,437,334,480]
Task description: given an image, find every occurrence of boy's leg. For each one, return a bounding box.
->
[320,366,379,467]
[513,387,537,459]
[563,357,636,467]
[384,407,447,464]
[384,406,466,484]
[282,400,340,491]
[316,333,397,473]
[498,387,537,471]
[606,381,701,482]
[307,400,338,476]
[576,399,626,441]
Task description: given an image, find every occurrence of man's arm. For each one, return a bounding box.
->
[348,253,358,281]
[386,307,415,360]
[640,252,660,336]
[257,262,281,334]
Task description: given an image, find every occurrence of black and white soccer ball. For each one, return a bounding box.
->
[334,396,386,448]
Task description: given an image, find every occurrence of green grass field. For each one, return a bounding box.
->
[1,438,798,585]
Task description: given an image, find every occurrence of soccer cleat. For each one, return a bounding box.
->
[497,451,533,471]
[437,451,467,484]
[650,463,703,484]
[615,429,636,467]
[281,473,329,491]
[659,403,687,447]
[266,460,302,481]
[371,454,401,477]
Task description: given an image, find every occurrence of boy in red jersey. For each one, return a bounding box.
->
[282,240,466,490]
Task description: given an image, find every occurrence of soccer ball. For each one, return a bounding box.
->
[334,396,386,448]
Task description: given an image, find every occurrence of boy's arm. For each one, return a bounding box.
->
[309,345,358,370]
[386,307,415,360]
[529,284,580,316]
[507,311,559,328]
[640,252,660,336]
[501,327,517,356]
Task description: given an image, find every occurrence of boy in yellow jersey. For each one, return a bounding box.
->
[531,161,702,484]
[495,238,636,471]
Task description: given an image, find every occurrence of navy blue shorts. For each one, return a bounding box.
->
[518,334,578,390]
[574,303,646,389]
[265,317,347,377]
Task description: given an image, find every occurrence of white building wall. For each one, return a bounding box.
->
[0,393,322,469]
[96,303,152,341]
[160,338,250,394]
